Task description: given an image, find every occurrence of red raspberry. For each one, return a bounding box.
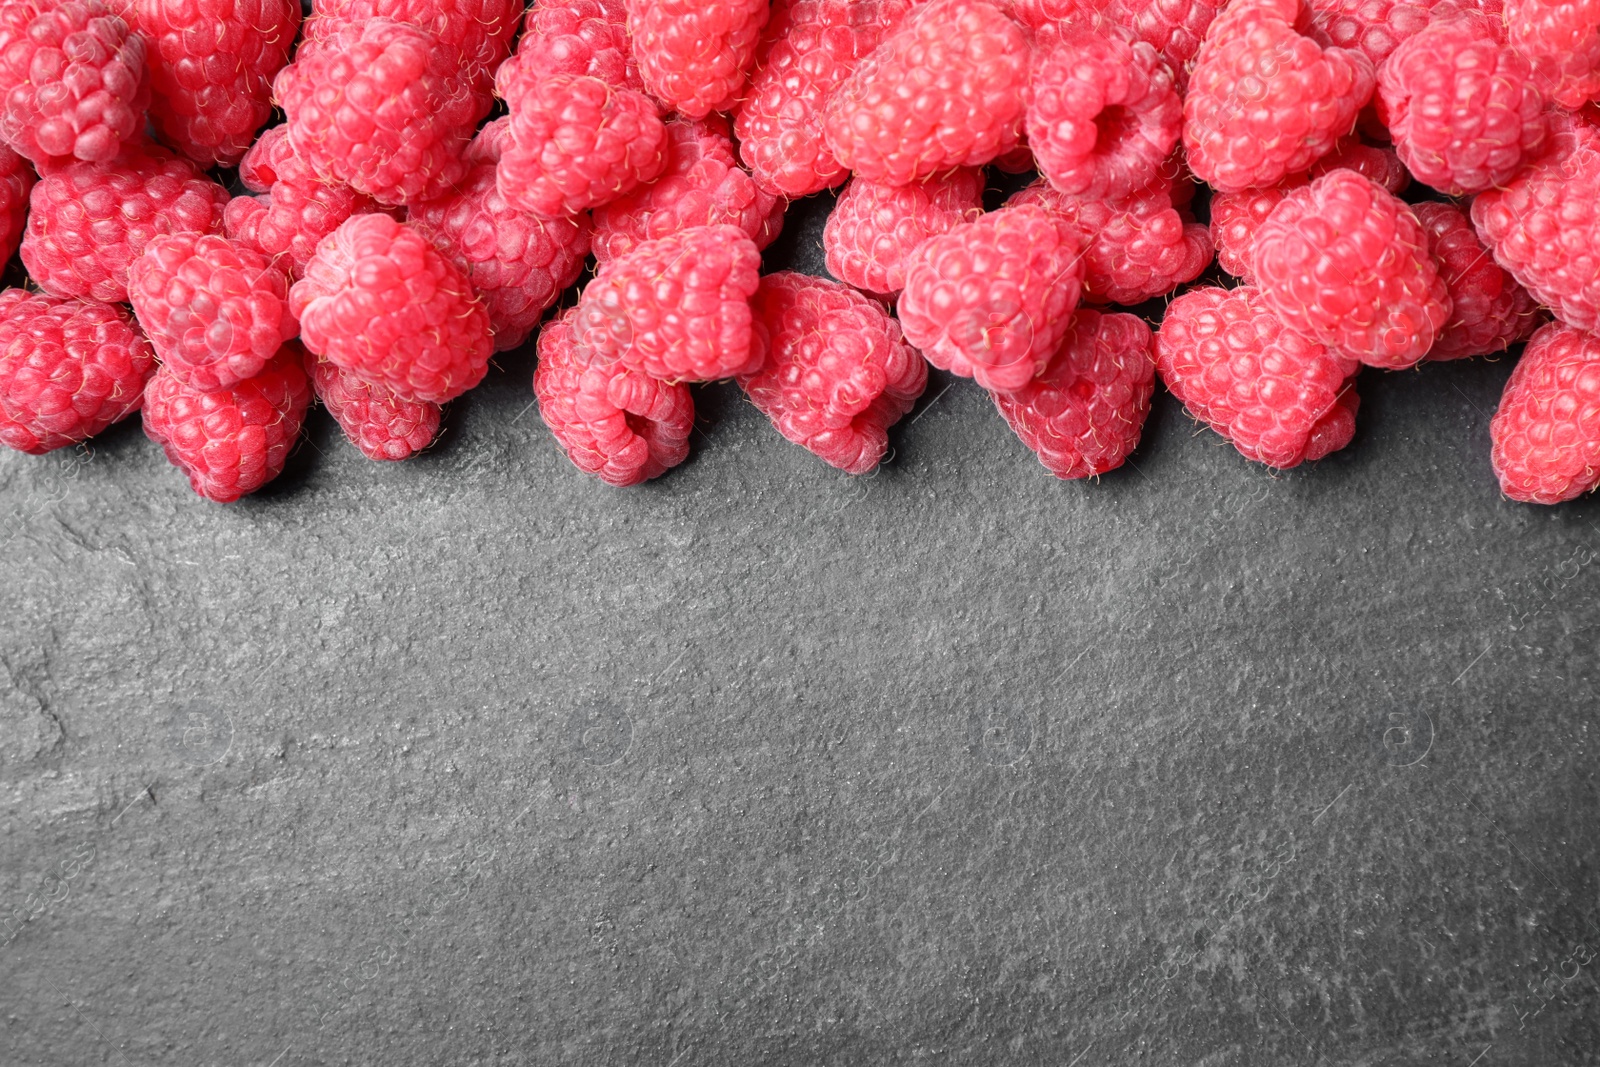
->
[822,168,985,298]
[1252,169,1449,369]
[1006,173,1213,306]
[738,272,928,474]
[1109,0,1223,91]
[1413,200,1541,361]
[303,0,522,85]
[0,144,35,265]
[0,0,147,165]
[127,0,300,167]
[573,223,765,382]
[517,0,645,94]
[1490,321,1600,504]
[898,204,1086,392]
[291,214,492,404]
[1155,285,1361,468]
[463,116,510,165]
[495,69,669,218]
[1184,0,1376,192]
[141,345,311,502]
[534,306,694,485]
[1378,14,1548,196]
[21,140,229,304]
[822,0,1030,186]
[0,289,156,455]
[1026,30,1183,200]
[127,233,297,393]
[1506,0,1600,109]
[626,0,770,118]
[274,17,481,207]
[237,124,291,192]
[1001,0,1106,40]
[592,116,784,264]
[1209,139,1407,281]
[408,162,592,352]
[1471,125,1600,333]
[734,0,914,197]
[1308,0,1445,65]
[309,353,441,461]
[991,309,1155,479]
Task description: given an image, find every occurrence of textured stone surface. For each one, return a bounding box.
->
[2,194,1599,1065]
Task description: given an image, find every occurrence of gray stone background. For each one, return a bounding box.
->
[2,194,1598,1066]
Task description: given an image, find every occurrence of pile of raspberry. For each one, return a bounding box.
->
[2,0,1599,505]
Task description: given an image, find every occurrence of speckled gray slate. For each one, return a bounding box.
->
[2,193,1598,1067]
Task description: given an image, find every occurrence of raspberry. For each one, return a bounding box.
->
[495,70,669,218]
[1110,0,1223,91]
[237,125,291,192]
[141,345,311,502]
[734,0,914,197]
[1506,0,1600,109]
[303,0,522,85]
[591,116,784,264]
[627,0,771,118]
[1252,169,1450,369]
[127,0,300,167]
[274,17,481,207]
[1377,14,1548,196]
[1155,285,1361,468]
[1209,139,1407,281]
[409,162,592,352]
[738,272,927,474]
[0,289,156,455]
[127,233,297,393]
[1413,201,1541,361]
[0,0,147,165]
[1308,0,1445,65]
[1001,0,1106,40]
[534,306,694,485]
[0,144,34,265]
[1026,30,1183,200]
[291,214,492,404]
[1007,173,1213,306]
[1489,321,1600,503]
[309,353,441,461]
[463,116,510,165]
[822,0,1030,186]
[822,169,985,297]
[573,223,765,382]
[991,309,1155,479]
[1184,0,1376,193]
[518,0,645,94]
[1471,125,1600,333]
[21,140,229,304]
[898,204,1086,393]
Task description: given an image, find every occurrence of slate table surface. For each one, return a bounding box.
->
[2,192,1598,1067]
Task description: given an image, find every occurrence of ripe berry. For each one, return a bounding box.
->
[627,0,771,118]
[516,0,644,94]
[309,353,442,461]
[823,169,985,298]
[1413,201,1541,361]
[0,144,34,265]
[1111,0,1223,91]
[1505,0,1600,109]
[1490,321,1600,503]
[303,0,522,85]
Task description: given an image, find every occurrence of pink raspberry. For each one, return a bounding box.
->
[1471,124,1600,333]
[309,352,441,461]
[1378,13,1548,195]
[303,0,522,86]
[1308,0,1447,65]
[1505,0,1600,109]
[1006,173,1213,306]
[1026,30,1183,200]
[291,214,492,404]
[126,0,300,167]
[592,116,784,264]
[0,143,34,265]
[1109,0,1223,91]
[127,233,298,393]
[408,162,592,352]
[495,69,669,218]
[1184,0,1376,193]
[21,140,229,304]
[898,204,1086,393]
[1155,284,1361,468]
[734,0,914,197]
[627,0,770,118]
[0,0,147,165]
[1001,0,1107,40]
[1252,168,1450,369]
[534,306,695,486]
[1490,321,1600,504]
[142,344,312,502]
[822,0,1030,186]
[463,116,511,165]
[991,309,1155,479]
[274,17,481,207]
[573,223,765,382]
[1413,201,1542,361]
[0,289,156,455]
[738,272,928,475]
[822,169,985,298]
[517,0,644,94]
